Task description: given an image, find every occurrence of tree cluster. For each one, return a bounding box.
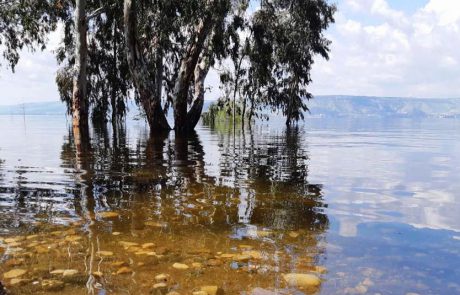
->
[0,0,336,134]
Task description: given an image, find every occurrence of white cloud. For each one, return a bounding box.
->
[311,0,460,98]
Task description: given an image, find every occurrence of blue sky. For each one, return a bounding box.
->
[1,0,460,105]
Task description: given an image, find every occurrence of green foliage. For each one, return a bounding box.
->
[56,0,130,122]
[1,0,336,128]
[0,0,68,71]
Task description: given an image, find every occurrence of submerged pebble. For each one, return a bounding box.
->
[282,273,321,288]
[172,263,189,270]
[200,285,224,295]
[98,211,120,219]
[3,269,27,279]
[41,279,65,291]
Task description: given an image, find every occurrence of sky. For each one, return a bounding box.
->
[1,0,460,105]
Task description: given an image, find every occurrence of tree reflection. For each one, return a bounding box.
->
[59,121,328,237]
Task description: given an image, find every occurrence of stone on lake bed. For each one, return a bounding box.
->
[65,235,82,242]
[200,285,224,295]
[92,271,103,278]
[112,232,121,236]
[62,269,79,277]
[145,221,167,227]
[50,269,65,275]
[119,241,139,248]
[97,251,114,257]
[219,253,235,259]
[242,250,262,260]
[155,273,171,283]
[282,273,321,288]
[152,282,169,295]
[289,232,300,238]
[41,279,65,291]
[116,267,133,275]
[98,211,119,219]
[3,269,27,279]
[234,254,251,263]
[172,263,189,270]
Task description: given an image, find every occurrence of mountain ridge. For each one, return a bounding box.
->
[1,96,460,118]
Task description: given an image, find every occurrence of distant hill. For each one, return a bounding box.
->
[1,96,459,118]
[0,102,67,115]
[308,96,460,118]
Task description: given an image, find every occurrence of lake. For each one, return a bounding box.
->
[0,115,459,294]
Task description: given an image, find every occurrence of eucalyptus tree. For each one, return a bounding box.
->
[212,0,336,126]
[247,0,335,125]
[56,0,130,126]
[0,0,65,71]
[123,0,238,133]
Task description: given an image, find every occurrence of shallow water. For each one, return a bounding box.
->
[0,115,459,294]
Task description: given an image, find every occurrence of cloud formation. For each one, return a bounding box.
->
[310,0,460,98]
[1,0,460,105]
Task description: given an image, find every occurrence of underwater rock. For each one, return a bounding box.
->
[155,274,171,283]
[200,285,224,295]
[116,267,133,275]
[3,269,27,279]
[9,278,29,286]
[119,241,139,248]
[234,254,251,263]
[111,261,129,268]
[98,211,119,219]
[282,273,321,288]
[62,269,79,277]
[289,232,300,238]
[65,235,82,243]
[172,263,189,270]
[41,279,65,291]
[152,283,169,295]
[142,243,155,249]
[242,251,262,260]
[96,251,114,257]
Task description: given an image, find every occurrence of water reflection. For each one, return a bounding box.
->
[0,119,328,294]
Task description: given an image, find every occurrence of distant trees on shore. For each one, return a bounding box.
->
[0,0,335,134]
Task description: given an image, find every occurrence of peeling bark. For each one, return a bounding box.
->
[124,0,170,132]
[72,0,89,131]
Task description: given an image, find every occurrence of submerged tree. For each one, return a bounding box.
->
[123,0,237,133]
[56,0,130,126]
[1,0,335,133]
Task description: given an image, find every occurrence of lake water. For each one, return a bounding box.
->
[0,115,459,294]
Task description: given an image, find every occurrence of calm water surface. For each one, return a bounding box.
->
[0,115,459,294]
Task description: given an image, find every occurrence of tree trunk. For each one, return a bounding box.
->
[111,22,118,127]
[72,0,89,132]
[185,52,210,131]
[173,18,213,133]
[124,0,170,133]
